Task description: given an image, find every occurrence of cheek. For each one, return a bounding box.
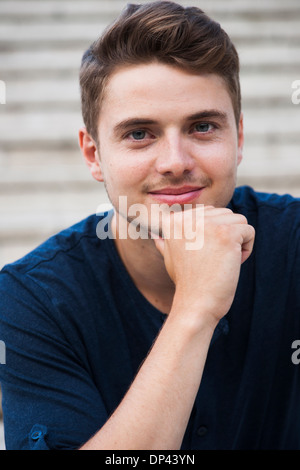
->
[104,156,148,194]
[201,141,238,178]
[117,156,151,185]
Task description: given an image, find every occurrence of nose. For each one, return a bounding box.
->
[155,133,195,177]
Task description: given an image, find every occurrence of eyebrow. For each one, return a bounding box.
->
[186,110,228,123]
[113,109,229,136]
[113,118,157,136]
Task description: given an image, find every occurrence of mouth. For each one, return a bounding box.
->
[148,185,205,205]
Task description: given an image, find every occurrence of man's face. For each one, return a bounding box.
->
[87,62,243,235]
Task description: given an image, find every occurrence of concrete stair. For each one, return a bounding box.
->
[0,0,300,269]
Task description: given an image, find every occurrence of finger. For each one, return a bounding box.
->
[240,224,255,264]
[204,207,233,216]
[209,212,248,226]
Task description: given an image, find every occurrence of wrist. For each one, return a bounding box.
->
[168,295,219,339]
[171,285,232,330]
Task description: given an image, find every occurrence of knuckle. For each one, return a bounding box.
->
[238,214,248,224]
[249,224,256,237]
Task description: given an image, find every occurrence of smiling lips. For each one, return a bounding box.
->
[149,186,204,204]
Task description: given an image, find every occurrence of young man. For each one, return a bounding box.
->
[0,1,299,450]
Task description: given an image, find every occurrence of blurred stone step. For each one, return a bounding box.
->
[1,141,299,185]
[1,21,300,50]
[1,107,299,148]
[0,50,82,79]
[0,111,83,144]
[3,73,297,110]
[0,149,81,168]
[5,79,80,106]
[1,45,299,80]
[0,0,299,21]
[0,186,109,240]
[236,178,300,197]
[241,107,300,144]
[0,166,91,189]
[0,23,107,50]
[240,74,298,106]
[239,45,300,69]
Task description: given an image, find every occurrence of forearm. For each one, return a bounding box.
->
[80,305,216,450]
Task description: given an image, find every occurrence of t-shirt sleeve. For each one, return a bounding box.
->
[0,268,108,450]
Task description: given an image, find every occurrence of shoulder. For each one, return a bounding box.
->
[0,213,113,449]
[0,212,117,365]
[0,212,114,322]
[230,185,300,232]
[230,186,300,274]
[1,214,101,275]
[231,185,300,215]
[0,212,115,281]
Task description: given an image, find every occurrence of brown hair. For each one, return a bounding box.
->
[80,1,241,143]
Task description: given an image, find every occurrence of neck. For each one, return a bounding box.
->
[111,212,175,314]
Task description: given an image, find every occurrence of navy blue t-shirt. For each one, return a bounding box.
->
[0,186,299,450]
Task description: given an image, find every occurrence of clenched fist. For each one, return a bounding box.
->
[154,206,255,328]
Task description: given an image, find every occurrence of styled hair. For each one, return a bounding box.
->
[80,1,241,143]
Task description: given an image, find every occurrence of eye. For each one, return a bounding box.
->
[130,130,147,140]
[125,129,156,145]
[194,122,214,133]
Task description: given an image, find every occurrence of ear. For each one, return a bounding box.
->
[237,112,244,166]
[78,127,103,182]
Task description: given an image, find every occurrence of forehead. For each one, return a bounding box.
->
[99,62,235,125]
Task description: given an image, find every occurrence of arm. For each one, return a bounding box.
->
[80,207,255,450]
[81,301,215,450]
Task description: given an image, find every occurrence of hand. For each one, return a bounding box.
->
[154,206,255,326]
